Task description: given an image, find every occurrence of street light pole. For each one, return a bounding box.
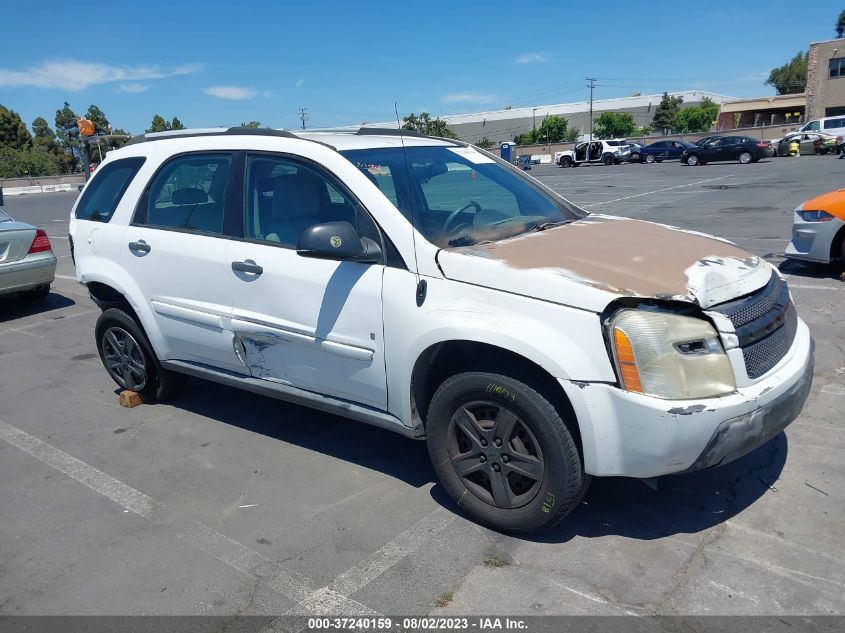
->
[532,108,537,134]
[586,77,596,143]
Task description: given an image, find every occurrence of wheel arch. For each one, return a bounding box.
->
[831,222,845,262]
[410,340,583,456]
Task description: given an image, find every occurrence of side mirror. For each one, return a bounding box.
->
[296,221,382,263]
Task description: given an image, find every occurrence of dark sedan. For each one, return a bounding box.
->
[635,140,697,163]
[681,136,770,166]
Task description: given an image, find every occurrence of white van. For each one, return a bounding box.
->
[800,115,845,137]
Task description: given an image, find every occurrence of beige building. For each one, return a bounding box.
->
[807,37,845,120]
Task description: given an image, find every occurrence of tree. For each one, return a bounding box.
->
[170,116,185,131]
[475,137,493,149]
[240,121,261,128]
[537,115,569,142]
[674,97,720,133]
[85,105,110,135]
[594,112,637,139]
[564,127,579,142]
[54,102,80,171]
[0,105,32,150]
[837,9,845,37]
[765,51,807,95]
[402,112,457,138]
[652,92,683,134]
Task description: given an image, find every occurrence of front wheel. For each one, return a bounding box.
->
[644,154,656,164]
[739,151,753,164]
[426,371,588,533]
[560,156,572,168]
[686,154,700,166]
[95,308,185,401]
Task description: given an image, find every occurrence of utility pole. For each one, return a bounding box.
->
[298,107,308,130]
[586,77,596,142]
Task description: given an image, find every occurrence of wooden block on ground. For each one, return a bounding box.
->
[119,390,143,408]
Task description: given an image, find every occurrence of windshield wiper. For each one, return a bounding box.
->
[527,219,573,232]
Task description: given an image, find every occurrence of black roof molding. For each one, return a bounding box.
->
[125,127,299,146]
[355,127,426,138]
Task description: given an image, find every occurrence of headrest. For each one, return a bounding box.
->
[172,187,209,205]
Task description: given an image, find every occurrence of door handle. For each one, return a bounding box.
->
[128,240,151,254]
[232,260,263,275]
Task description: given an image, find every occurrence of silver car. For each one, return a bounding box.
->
[0,208,56,300]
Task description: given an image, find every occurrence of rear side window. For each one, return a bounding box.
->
[823,118,845,130]
[136,153,231,234]
[75,157,145,222]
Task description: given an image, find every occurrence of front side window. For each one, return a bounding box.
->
[340,145,581,248]
[137,153,231,234]
[75,157,145,222]
[803,120,820,131]
[244,154,376,247]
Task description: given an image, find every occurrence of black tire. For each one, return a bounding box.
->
[602,154,614,166]
[95,308,185,401]
[560,156,572,168]
[19,284,50,301]
[644,154,656,164]
[426,371,588,533]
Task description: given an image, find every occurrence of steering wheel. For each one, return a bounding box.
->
[443,201,481,234]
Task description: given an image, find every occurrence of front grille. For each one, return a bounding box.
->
[712,272,798,379]
[742,304,798,378]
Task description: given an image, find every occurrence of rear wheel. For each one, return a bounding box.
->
[426,371,588,533]
[630,153,641,162]
[686,154,700,166]
[95,308,185,401]
[645,154,656,164]
[19,284,50,301]
[739,151,753,164]
[602,154,614,166]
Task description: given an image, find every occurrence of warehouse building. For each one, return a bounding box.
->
[423,91,734,144]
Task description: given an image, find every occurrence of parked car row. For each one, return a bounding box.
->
[554,135,773,168]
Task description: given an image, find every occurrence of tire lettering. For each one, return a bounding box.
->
[485,383,516,402]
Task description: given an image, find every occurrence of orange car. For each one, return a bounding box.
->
[785,188,845,264]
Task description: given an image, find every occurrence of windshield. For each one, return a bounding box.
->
[339,145,583,247]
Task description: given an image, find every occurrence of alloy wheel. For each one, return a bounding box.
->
[447,401,545,509]
[102,326,147,391]
[739,152,752,164]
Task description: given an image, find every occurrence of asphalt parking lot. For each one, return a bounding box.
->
[1,154,843,618]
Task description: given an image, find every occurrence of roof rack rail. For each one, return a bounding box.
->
[125,126,299,146]
[355,127,427,138]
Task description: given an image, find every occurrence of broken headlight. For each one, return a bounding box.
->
[609,309,736,400]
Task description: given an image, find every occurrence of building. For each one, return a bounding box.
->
[807,37,845,120]
[435,91,734,145]
[716,93,806,129]
[350,91,734,145]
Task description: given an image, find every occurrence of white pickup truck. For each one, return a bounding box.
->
[555,139,631,167]
[70,127,813,533]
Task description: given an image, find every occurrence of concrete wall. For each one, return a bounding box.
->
[807,39,845,120]
[1,174,85,189]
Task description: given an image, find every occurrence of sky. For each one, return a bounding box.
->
[1,0,842,135]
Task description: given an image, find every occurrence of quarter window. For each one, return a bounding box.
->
[137,154,231,233]
[75,157,145,222]
[823,117,845,129]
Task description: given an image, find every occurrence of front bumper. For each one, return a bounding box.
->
[785,214,843,263]
[560,318,814,478]
[0,252,56,296]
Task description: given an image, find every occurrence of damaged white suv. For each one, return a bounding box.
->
[70,127,813,533]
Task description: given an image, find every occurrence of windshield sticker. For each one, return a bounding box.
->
[446,147,495,164]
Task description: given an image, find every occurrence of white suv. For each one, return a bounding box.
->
[554,140,631,167]
[70,127,813,533]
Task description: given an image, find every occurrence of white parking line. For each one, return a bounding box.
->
[582,175,735,208]
[0,419,354,611]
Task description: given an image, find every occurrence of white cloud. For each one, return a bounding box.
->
[0,59,203,91]
[118,83,150,93]
[513,52,549,64]
[203,85,257,100]
[442,92,497,104]
[296,78,304,88]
